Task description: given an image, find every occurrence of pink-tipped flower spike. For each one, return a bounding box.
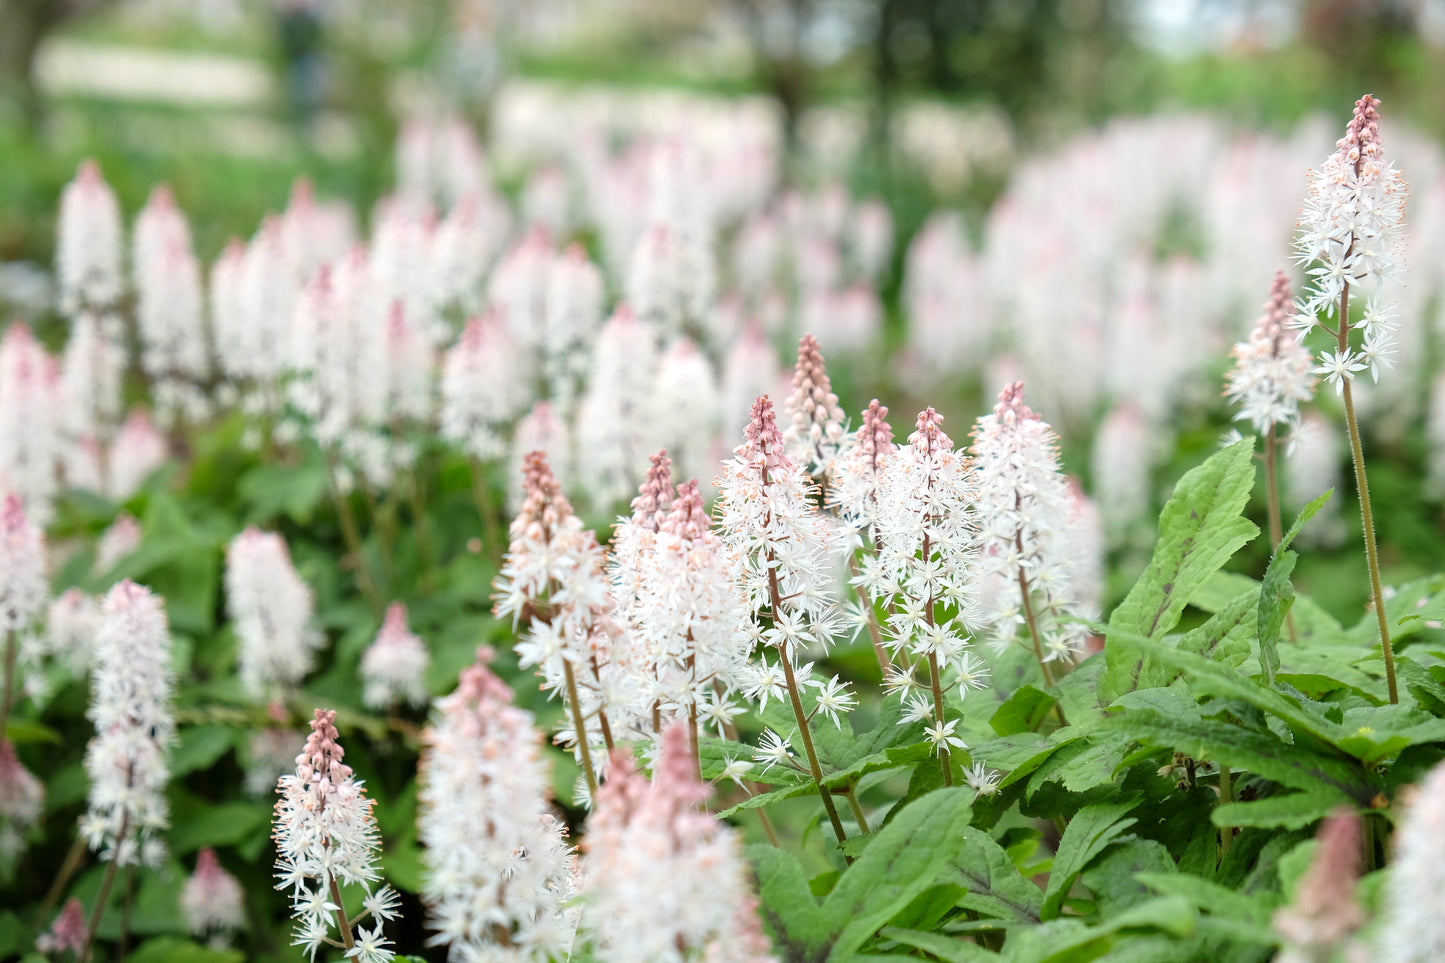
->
[0,325,63,525]
[439,311,531,463]
[418,649,578,959]
[381,300,435,427]
[1295,94,1408,704]
[714,396,850,843]
[430,192,508,318]
[273,709,398,962]
[225,528,322,699]
[181,848,245,942]
[609,451,674,612]
[581,723,775,963]
[1090,403,1156,543]
[1226,271,1315,438]
[37,899,88,956]
[783,333,848,485]
[873,407,982,772]
[829,400,897,672]
[488,226,554,354]
[721,322,785,436]
[1293,95,1407,392]
[574,306,658,510]
[493,452,623,798]
[93,514,142,575]
[133,187,210,421]
[208,240,246,383]
[107,411,169,502]
[361,602,430,710]
[634,480,751,755]
[970,383,1090,676]
[80,580,176,869]
[1273,810,1365,961]
[57,160,123,317]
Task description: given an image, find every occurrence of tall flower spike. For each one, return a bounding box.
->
[439,311,532,463]
[783,333,848,484]
[493,452,622,798]
[0,325,65,526]
[1225,271,1315,437]
[0,494,47,636]
[574,305,659,510]
[273,709,398,962]
[80,581,176,869]
[181,848,245,942]
[225,528,323,699]
[360,602,430,710]
[714,396,850,843]
[873,407,982,773]
[971,383,1089,676]
[418,648,578,960]
[1293,95,1407,704]
[581,723,776,963]
[0,738,44,863]
[57,160,123,317]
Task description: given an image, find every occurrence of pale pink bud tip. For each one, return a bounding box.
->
[456,645,513,704]
[2,494,26,532]
[37,899,88,955]
[654,719,710,806]
[995,381,1038,422]
[0,739,44,825]
[910,407,953,455]
[860,399,894,459]
[1338,94,1384,166]
[1273,808,1364,947]
[296,708,351,786]
[659,479,709,543]
[631,450,674,531]
[742,395,792,474]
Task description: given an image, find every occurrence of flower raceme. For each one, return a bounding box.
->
[360,602,430,711]
[1291,94,1407,392]
[80,580,175,869]
[181,848,245,943]
[225,527,323,700]
[273,709,398,962]
[581,723,775,963]
[1225,271,1315,439]
[417,649,577,960]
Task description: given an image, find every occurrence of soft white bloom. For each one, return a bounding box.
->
[61,310,125,444]
[225,528,323,698]
[543,245,603,410]
[46,588,100,674]
[273,709,396,962]
[0,327,65,525]
[509,402,571,511]
[0,494,47,634]
[439,311,531,462]
[360,603,430,710]
[108,411,169,501]
[647,339,719,497]
[581,723,775,963]
[574,306,659,510]
[418,650,577,960]
[81,581,176,868]
[57,160,123,317]
[1224,271,1315,436]
[133,186,210,416]
[181,847,245,940]
[94,514,142,575]
[1292,95,1407,394]
[970,382,1089,665]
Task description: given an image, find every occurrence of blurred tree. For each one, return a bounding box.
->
[733,0,816,146]
[0,0,113,129]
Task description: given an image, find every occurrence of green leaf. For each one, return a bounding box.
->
[2,717,61,744]
[1336,704,1445,765]
[166,799,269,854]
[125,938,243,963]
[1213,791,1342,829]
[749,843,836,960]
[991,686,1058,736]
[881,928,998,962]
[941,826,1043,923]
[1103,439,1259,702]
[1135,872,1275,941]
[1099,710,1373,804]
[170,726,237,777]
[1041,796,1141,920]
[236,446,330,524]
[1000,897,1196,963]
[822,787,975,960]
[1080,839,1177,914]
[1178,589,1258,669]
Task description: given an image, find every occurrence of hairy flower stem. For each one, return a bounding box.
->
[1339,281,1398,704]
[328,875,355,951]
[78,814,129,963]
[717,695,783,847]
[562,660,599,799]
[687,650,702,784]
[1017,567,1068,728]
[1264,428,1300,645]
[0,629,15,739]
[118,865,135,962]
[926,653,954,786]
[779,649,849,852]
